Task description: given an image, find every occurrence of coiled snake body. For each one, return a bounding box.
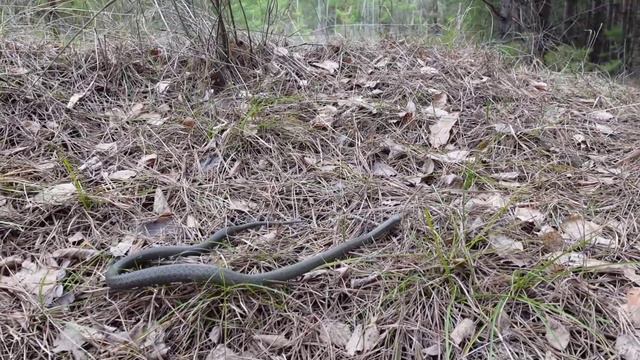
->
[105,214,402,290]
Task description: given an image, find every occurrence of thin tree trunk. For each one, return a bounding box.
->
[499,0,514,38]
[589,0,606,63]
[563,0,578,42]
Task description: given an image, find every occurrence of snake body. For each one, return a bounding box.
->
[105,214,402,290]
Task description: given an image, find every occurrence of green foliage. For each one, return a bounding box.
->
[543,44,592,72]
[604,25,623,43]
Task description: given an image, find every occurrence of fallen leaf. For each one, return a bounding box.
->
[450,318,475,346]
[138,112,165,126]
[1,260,65,306]
[466,193,509,211]
[530,80,548,91]
[514,207,545,225]
[622,288,640,328]
[372,162,397,177]
[491,172,520,180]
[540,227,564,252]
[155,80,171,94]
[141,323,169,360]
[229,199,257,212]
[624,268,640,286]
[560,216,605,244]
[78,157,101,171]
[95,142,117,152]
[429,150,470,164]
[494,123,512,134]
[489,234,524,257]
[51,248,99,260]
[66,92,86,109]
[129,103,145,118]
[429,113,459,148]
[594,123,615,135]
[423,343,442,356]
[186,215,198,228]
[208,326,221,344]
[157,104,170,113]
[30,183,77,205]
[383,138,407,159]
[350,273,379,288]
[311,60,339,74]
[432,92,447,108]
[253,334,290,349]
[346,321,382,356]
[550,252,627,273]
[108,170,137,181]
[138,154,158,168]
[311,105,338,129]
[397,100,417,122]
[546,318,570,350]
[317,320,351,348]
[206,344,245,360]
[589,110,615,121]
[616,334,640,360]
[110,239,133,257]
[53,322,102,360]
[374,57,389,68]
[182,117,196,128]
[153,188,171,215]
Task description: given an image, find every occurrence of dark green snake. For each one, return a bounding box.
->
[105,214,402,290]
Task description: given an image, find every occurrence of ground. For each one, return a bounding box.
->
[1,36,640,359]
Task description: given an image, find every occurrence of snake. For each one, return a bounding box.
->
[105,214,402,290]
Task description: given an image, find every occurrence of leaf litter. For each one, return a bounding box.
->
[2,31,640,360]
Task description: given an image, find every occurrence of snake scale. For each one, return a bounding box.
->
[105,214,402,290]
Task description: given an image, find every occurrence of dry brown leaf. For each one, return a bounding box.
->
[551,252,628,273]
[109,170,137,181]
[1,260,65,306]
[383,138,407,159]
[530,80,548,91]
[153,188,171,215]
[186,215,198,228]
[208,326,221,344]
[30,183,77,205]
[428,113,459,148]
[423,343,442,356]
[622,288,640,328]
[589,110,615,121]
[110,238,133,257]
[25,121,41,134]
[95,142,117,152]
[345,321,382,356]
[7,66,29,75]
[546,318,570,350]
[594,123,616,135]
[432,92,447,108]
[138,112,165,126]
[560,216,606,244]
[78,157,101,171]
[350,273,379,288]
[317,320,352,348]
[514,207,545,225]
[206,344,247,360]
[491,172,520,180]
[311,105,338,129]
[138,154,158,168]
[229,199,257,212]
[489,234,524,257]
[616,334,640,360]
[372,162,397,177]
[66,92,86,109]
[51,248,99,260]
[141,323,169,360]
[312,60,339,74]
[429,150,470,164]
[53,322,103,360]
[450,318,475,346]
[182,117,196,128]
[155,80,170,94]
[624,268,640,286]
[253,334,290,349]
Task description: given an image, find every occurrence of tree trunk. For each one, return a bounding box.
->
[535,0,552,57]
[562,0,578,42]
[499,0,514,38]
[589,0,606,63]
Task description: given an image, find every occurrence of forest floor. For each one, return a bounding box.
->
[1,36,640,360]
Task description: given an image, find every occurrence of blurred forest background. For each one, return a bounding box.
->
[1,0,639,80]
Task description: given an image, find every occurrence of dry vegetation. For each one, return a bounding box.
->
[1,33,640,360]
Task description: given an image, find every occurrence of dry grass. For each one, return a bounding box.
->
[1,34,640,360]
